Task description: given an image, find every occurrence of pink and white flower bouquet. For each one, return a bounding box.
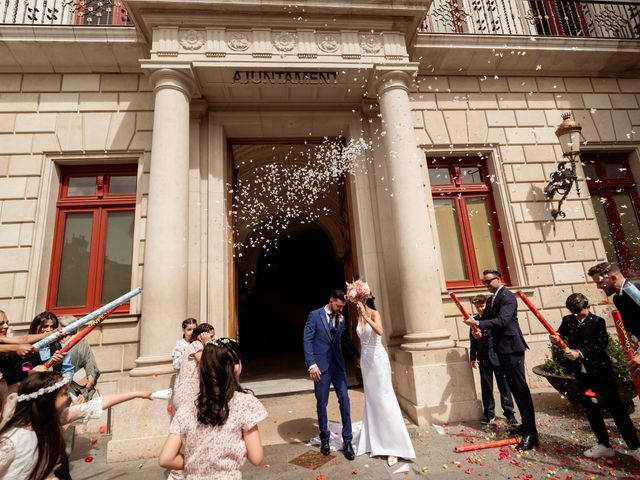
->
[345,279,370,304]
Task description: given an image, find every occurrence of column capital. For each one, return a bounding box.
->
[371,64,418,97]
[147,67,198,99]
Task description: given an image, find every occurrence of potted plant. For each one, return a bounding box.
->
[533,336,637,407]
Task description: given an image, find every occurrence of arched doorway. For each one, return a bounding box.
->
[238,226,347,392]
[230,140,359,394]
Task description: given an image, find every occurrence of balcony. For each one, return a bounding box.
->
[421,0,640,39]
[1,0,131,26]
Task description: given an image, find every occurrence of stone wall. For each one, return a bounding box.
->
[410,75,640,387]
[0,72,153,373]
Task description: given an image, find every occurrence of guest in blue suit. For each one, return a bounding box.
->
[303,290,360,460]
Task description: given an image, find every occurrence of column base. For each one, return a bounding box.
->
[400,329,456,351]
[129,354,174,377]
[390,346,482,425]
[107,374,173,462]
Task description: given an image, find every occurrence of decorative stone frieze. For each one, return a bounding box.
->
[340,31,361,59]
[153,28,409,61]
[360,33,382,54]
[227,32,251,51]
[153,27,179,57]
[317,33,339,53]
[205,28,226,57]
[179,29,205,51]
[273,32,297,53]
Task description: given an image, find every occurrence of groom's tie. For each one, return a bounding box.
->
[329,313,337,336]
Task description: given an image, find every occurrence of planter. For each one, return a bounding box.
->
[532,365,637,409]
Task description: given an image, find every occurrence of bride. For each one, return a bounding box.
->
[348,283,416,466]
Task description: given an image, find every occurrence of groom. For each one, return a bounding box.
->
[303,290,360,460]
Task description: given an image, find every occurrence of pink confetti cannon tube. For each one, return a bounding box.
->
[516,290,569,352]
[32,287,141,350]
[455,437,519,452]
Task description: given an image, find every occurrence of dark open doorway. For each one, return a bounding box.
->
[239,226,355,394]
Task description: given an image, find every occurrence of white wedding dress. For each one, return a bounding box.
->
[354,320,416,459]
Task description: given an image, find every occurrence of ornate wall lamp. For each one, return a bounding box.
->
[544,113,583,219]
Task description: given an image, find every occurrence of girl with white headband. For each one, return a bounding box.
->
[0,371,152,480]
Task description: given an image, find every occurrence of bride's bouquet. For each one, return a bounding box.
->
[345,279,370,304]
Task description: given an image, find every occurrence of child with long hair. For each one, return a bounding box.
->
[0,371,151,479]
[172,318,198,386]
[172,323,214,412]
[160,338,267,479]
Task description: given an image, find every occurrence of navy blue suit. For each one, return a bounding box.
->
[303,306,359,442]
[469,314,515,420]
[478,287,537,436]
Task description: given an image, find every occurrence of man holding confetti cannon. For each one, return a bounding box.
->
[462,270,539,451]
[588,262,640,376]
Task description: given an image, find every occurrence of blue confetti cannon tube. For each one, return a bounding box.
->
[32,287,142,350]
[623,282,640,309]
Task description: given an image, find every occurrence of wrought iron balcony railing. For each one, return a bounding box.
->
[1,0,131,25]
[421,0,640,39]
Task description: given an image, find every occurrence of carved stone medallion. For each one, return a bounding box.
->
[227,32,250,51]
[317,34,339,53]
[360,33,382,53]
[179,29,205,50]
[273,32,296,52]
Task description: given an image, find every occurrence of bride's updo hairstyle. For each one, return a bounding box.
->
[197,338,246,427]
[366,294,377,310]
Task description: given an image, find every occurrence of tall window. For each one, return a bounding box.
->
[429,157,509,289]
[583,152,640,279]
[47,165,137,315]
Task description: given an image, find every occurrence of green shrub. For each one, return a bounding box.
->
[540,335,631,382]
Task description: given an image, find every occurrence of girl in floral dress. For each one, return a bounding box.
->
[172,324,214,412]
[159,338,267,479]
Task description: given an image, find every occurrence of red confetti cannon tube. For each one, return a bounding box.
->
[612,310,640,397]
[43,306,118,368]
[455,437,519,452]
[516,290,569,352]
[448,292,482,336]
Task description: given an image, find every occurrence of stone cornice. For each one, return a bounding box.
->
[124,1,428,47]
[412,32,640,77]
[0,25,148,73]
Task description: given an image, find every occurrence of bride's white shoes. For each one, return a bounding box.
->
[387,455,398,467]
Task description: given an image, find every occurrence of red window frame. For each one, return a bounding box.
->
[47,165,137,316]
[583,152,640,279]
[429,157,510,289]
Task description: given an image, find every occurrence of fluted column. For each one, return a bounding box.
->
[131,68,195,376]
[375,68,454,351]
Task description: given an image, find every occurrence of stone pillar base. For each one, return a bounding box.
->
[106,374,173,463]
[390,346,482,426]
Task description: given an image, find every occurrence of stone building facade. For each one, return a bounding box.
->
[0,0,639,461]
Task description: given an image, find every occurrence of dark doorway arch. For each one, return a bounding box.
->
[238,226,345,374]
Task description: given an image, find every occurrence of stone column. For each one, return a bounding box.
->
[373,67,480,425]
[375,68,453,350]
[131,68,195,376]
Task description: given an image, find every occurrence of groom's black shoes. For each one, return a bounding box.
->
[320,439,330,456]
[343,441,355,460]
[515,434,539,451]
